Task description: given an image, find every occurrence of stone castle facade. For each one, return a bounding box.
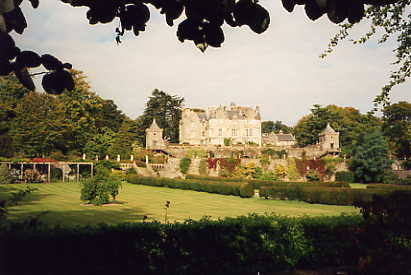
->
[179,104,262,146]
[146,104,340,158]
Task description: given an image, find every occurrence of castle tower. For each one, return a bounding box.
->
[145,119,165,149]
[319,123,340,152]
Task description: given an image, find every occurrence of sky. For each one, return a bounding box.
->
[14,1,410,126]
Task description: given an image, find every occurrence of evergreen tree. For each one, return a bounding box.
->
[350,130,392,183]
[136,89,184,145]
[382,101,411,159]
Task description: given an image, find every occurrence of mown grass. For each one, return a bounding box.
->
[0,182,359,227]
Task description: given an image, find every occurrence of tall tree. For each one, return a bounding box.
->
[382,101,411,159]
[293,104,381,155]
[107,120,136,158]
[137,89,184,144]
[11,92,69,157]
[57,70,100,154]
[0,75,30,157]
[350,130,392,183]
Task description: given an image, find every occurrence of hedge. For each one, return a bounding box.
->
[0,215,363,275]
[335,171,355,183]
[185,175,350,189]
[260,186,388,206]
[126,175,249,197]
[366,184,411,190]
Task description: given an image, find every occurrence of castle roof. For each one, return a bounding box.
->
[207,105,260,120]
[146,119,162,132]
[320,123,337,135]
[276,133,295,141]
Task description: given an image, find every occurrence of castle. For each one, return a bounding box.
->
[146,104,340,158]
[179,104,262,146]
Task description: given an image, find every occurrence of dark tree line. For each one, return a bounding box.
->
[0,71,184,159]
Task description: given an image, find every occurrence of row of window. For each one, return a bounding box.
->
[204,128,258,137]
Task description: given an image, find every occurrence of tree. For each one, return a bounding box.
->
[322,0,410,106]
[0,75,30,157]
[262,121,291,134]
[11,92,69,157]
[293,104,381,155]
[57,70,101,154]
[382,101,411,159]
[80,167,122,205]
[349,130,392,183]
[137,89,184,145]
[107,120,137,158]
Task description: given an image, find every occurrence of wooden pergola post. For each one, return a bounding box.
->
[76,163,80,182]
[91,163,94,178]
[20,163,23,180]
[47,163,51,183]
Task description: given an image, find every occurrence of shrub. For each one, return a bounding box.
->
[80,169,122,205]
[335,171,355,183]
[0,165,15,184]
[401,159,411,170]
[287,158,301,180]
[223,138,231,146]
[306,170,320,182]
[95,160,120,171]
[400,175,411,185]
[382,170,401,185]
[239,182,254,198]
[179,158,191,174]
[199,159,207,176]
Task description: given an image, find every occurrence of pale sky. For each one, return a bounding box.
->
[14,1,410,126]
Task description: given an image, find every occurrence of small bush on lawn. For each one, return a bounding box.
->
[239,182,254,198]
[179,158,191,174]
[81,168,122,205]
[335,171,355,183]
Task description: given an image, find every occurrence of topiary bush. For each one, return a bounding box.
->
[179,158,191,174]
[239,182,254,198]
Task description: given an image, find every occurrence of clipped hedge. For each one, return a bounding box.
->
[335,171,355,183]
[185,175,350,189]
[260,186,388,206]
[0,215,364,275]
[366,184,411,190]
[126,175,249,197]
[186,174,243,182]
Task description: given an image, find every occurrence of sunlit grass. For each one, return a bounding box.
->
[0,182,359,227]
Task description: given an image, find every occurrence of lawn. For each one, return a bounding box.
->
[0,182,359,226]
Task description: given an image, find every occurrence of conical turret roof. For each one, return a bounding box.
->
[147,119,162,131]
[320,123,336,135]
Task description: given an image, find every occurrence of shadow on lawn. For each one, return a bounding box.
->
[0,185,18,200]
[7,206,154,227]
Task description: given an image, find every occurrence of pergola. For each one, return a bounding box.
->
[0,161,94,183]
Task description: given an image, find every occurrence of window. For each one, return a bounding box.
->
[330,143,334,149]
[218,129,222,136]
[232,129,237,136]
[246,128,252,136]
